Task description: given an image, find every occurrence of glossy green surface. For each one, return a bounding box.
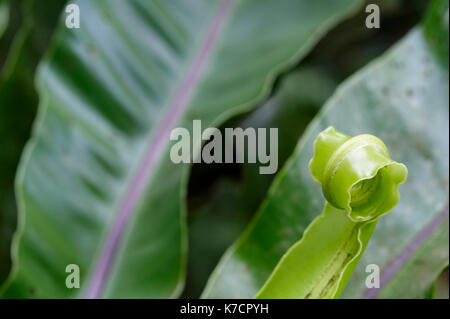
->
[255,127,407,298]
[184,67,337,297]
[203,26,449,298]
[431,268,449,299]
[2,0,361,298]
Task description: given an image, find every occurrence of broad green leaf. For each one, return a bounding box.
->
[0,0,8,38]
[431,267,449,299]
[2,0,362,298]
[203,26,449,298]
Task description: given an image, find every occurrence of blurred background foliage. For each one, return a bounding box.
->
[0,0,66,284]
[0,0,446,298]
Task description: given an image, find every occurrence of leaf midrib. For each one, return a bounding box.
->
[84,0,235,298]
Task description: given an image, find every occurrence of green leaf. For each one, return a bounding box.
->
[202,26,449,298]
[431,267,449,299]
[3,0,362,298]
